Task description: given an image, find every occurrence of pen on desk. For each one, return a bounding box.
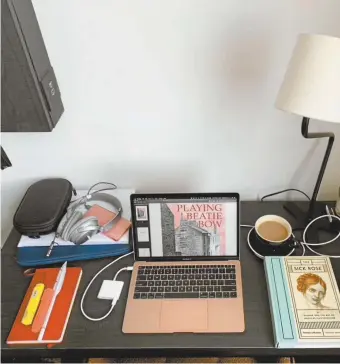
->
[46,234,58,257]
[37,262,67,341]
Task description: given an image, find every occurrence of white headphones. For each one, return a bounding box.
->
[56,182,122,245]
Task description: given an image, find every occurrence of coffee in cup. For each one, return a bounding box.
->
[255,215,292,245]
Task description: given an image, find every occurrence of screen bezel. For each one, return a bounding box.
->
[130,192,240,262]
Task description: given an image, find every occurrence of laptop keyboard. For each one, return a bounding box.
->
[133,264,237,300]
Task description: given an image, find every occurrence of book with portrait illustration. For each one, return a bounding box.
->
[264,256,340,348]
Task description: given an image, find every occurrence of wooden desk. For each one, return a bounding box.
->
[2,202,340,362]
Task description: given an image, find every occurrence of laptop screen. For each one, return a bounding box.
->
[131,193,239,261]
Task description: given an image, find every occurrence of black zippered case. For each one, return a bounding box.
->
[13,178,75,237]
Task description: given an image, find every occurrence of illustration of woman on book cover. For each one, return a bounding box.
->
[297,273,330,309]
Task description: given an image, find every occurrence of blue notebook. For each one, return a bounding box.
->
[16,229,132,266]
[264,256,340,348]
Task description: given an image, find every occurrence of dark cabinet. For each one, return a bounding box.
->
[1,0,64,132]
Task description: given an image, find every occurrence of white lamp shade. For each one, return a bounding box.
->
[276,34,340,124]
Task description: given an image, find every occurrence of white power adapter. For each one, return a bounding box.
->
[98,280,124,302]
[80,252,134,322]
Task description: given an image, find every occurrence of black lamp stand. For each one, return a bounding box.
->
[284,117,335,224]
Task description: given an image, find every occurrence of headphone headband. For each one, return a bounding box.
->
[52,182,123,255]
[65,189,123,232]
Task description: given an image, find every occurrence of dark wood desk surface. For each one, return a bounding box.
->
[2,201,340,361]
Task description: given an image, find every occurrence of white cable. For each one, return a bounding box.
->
[113,267,131,281]
[302,214,340,246]
[80,251,133,321]
[300,240,306,256]
[302,214,340,258]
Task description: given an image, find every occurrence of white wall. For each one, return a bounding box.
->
[2,0,340,242]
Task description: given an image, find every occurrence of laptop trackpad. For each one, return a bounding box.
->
[160,300,208,332]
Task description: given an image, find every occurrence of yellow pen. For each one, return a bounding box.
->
[21,283,45,326]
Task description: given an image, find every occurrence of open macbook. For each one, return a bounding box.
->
[123,193,245,333]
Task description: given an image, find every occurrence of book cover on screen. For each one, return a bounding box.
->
[159,202,227,256]
[264,256,340,348]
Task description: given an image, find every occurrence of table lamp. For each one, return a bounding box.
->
[275,33,340,223]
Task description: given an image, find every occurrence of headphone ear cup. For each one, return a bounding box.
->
[70,227,98,245]
[56,213,69,237]
[61,211,83,241]
[68,216,99,245]
[57,198,84,237]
